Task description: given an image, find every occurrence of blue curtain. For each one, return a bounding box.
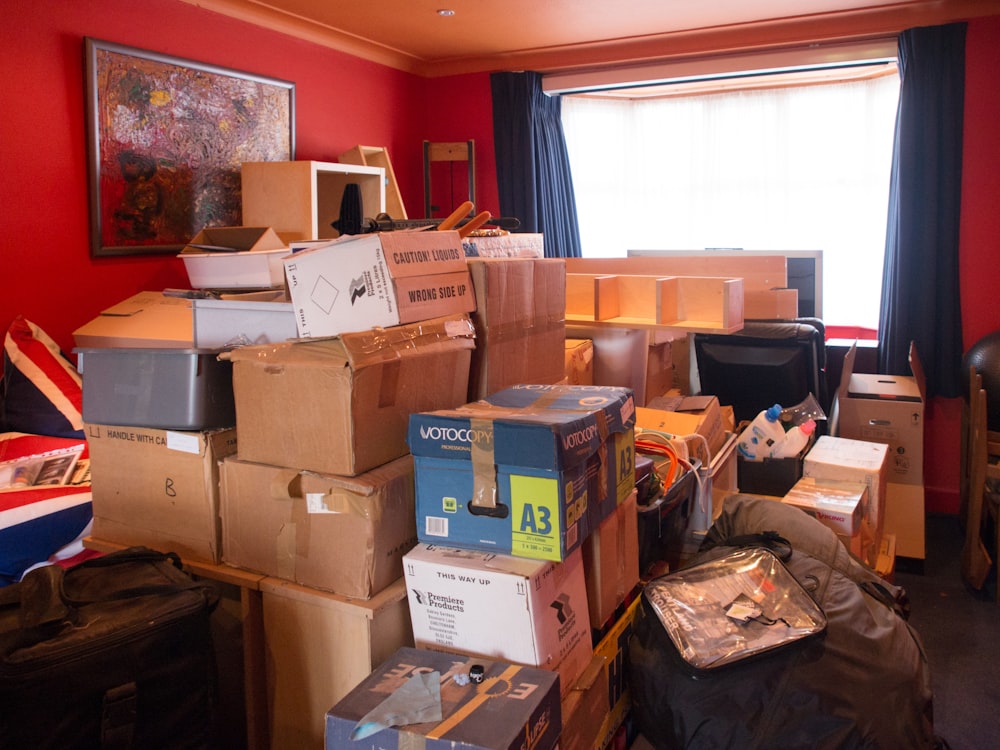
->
[490,71,582,258]
[879,23,966,398]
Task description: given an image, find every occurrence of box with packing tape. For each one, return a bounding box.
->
[220,454,417,599]
[325,646,561,750]
[86,423,236,564]
[226,314,476,477]
[408,384,636,562]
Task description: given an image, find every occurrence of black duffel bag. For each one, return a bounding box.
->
[628,494,938,750]
[0,547,221,749]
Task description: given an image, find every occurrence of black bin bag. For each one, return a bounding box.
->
[0,547,221,749]
[627,494,939,750]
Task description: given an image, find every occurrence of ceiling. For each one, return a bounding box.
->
[183,0,997,76]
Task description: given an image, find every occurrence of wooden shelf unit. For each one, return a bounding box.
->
[565,256,796,321]
[241,160,385,242]
[566,272,744,334]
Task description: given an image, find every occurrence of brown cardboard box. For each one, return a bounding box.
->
[583,489,640,630]
[636,395,727,464]
[226,314,475,476]
[560,653,609,750]
[325,646,561,750]
[885,482,926,560]
[834,342,926,486]
[262,576,413,750]
[86,423,237,564]
[220,454,417,598]
[645,339,675,402]
[564,338,594,385]
[466,257,566,400]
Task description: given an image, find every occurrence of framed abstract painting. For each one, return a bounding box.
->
[84,38,295,257]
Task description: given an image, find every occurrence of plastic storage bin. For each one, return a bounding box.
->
[77,347,235,430]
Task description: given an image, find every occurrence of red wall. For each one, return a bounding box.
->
[3,1,999,514]
[0,0,498,356]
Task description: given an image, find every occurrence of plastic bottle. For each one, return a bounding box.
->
[769,418,817,459]
[736,404,786,461]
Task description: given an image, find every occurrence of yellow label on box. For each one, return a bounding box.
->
[511,474,561,560]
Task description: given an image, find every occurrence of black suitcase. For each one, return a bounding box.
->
[0,547,221,749]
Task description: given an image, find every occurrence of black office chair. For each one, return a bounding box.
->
[693,318,828,429]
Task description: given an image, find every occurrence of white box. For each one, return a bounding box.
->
[782,476,867,536]
[191,294,296,348]
[803,435,888,544]
[403,544,593,697]
[282,231,475,339]
[178,226,290,290]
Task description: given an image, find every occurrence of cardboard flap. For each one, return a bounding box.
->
[181,226,286,255]
[837,342,858,400]
[908,340,928,400]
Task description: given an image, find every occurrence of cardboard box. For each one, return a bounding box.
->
[876,532,897,581]
[637,395,727,465]
[86,423,237,564]
[179,226,290,289]
[191,292,296,348]
[834,342,926,485]
[403,544,593,698]
[885,482,926,560]
[582,489,639,631]
[220,454,417,598]
[782,476,867,536]
[72,291,192,349]
[564,338,594,386]
[560,653,608,750]
[466,258,566,401]
[461,233,545,258]
[802,435,889,551]
[76,347,235,431]
[409,385,636,561]
[325,646,561,750]
[645,340,675,403]
[282,230,475,339]
[263,577,413,750]
[227,314,475,476]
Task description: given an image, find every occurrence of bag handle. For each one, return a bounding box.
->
[58,547,218,609]
[717,530,793,561]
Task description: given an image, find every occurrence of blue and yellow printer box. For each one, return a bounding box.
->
[408,384,636,561]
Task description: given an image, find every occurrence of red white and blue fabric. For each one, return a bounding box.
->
[1,316,85,439]
[0,432,93,585]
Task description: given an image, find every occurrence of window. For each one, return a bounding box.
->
[559,63,899,332]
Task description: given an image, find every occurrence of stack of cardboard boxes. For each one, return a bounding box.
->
[74,226,618,748]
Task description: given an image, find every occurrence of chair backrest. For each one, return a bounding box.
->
[693,319,827,426]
